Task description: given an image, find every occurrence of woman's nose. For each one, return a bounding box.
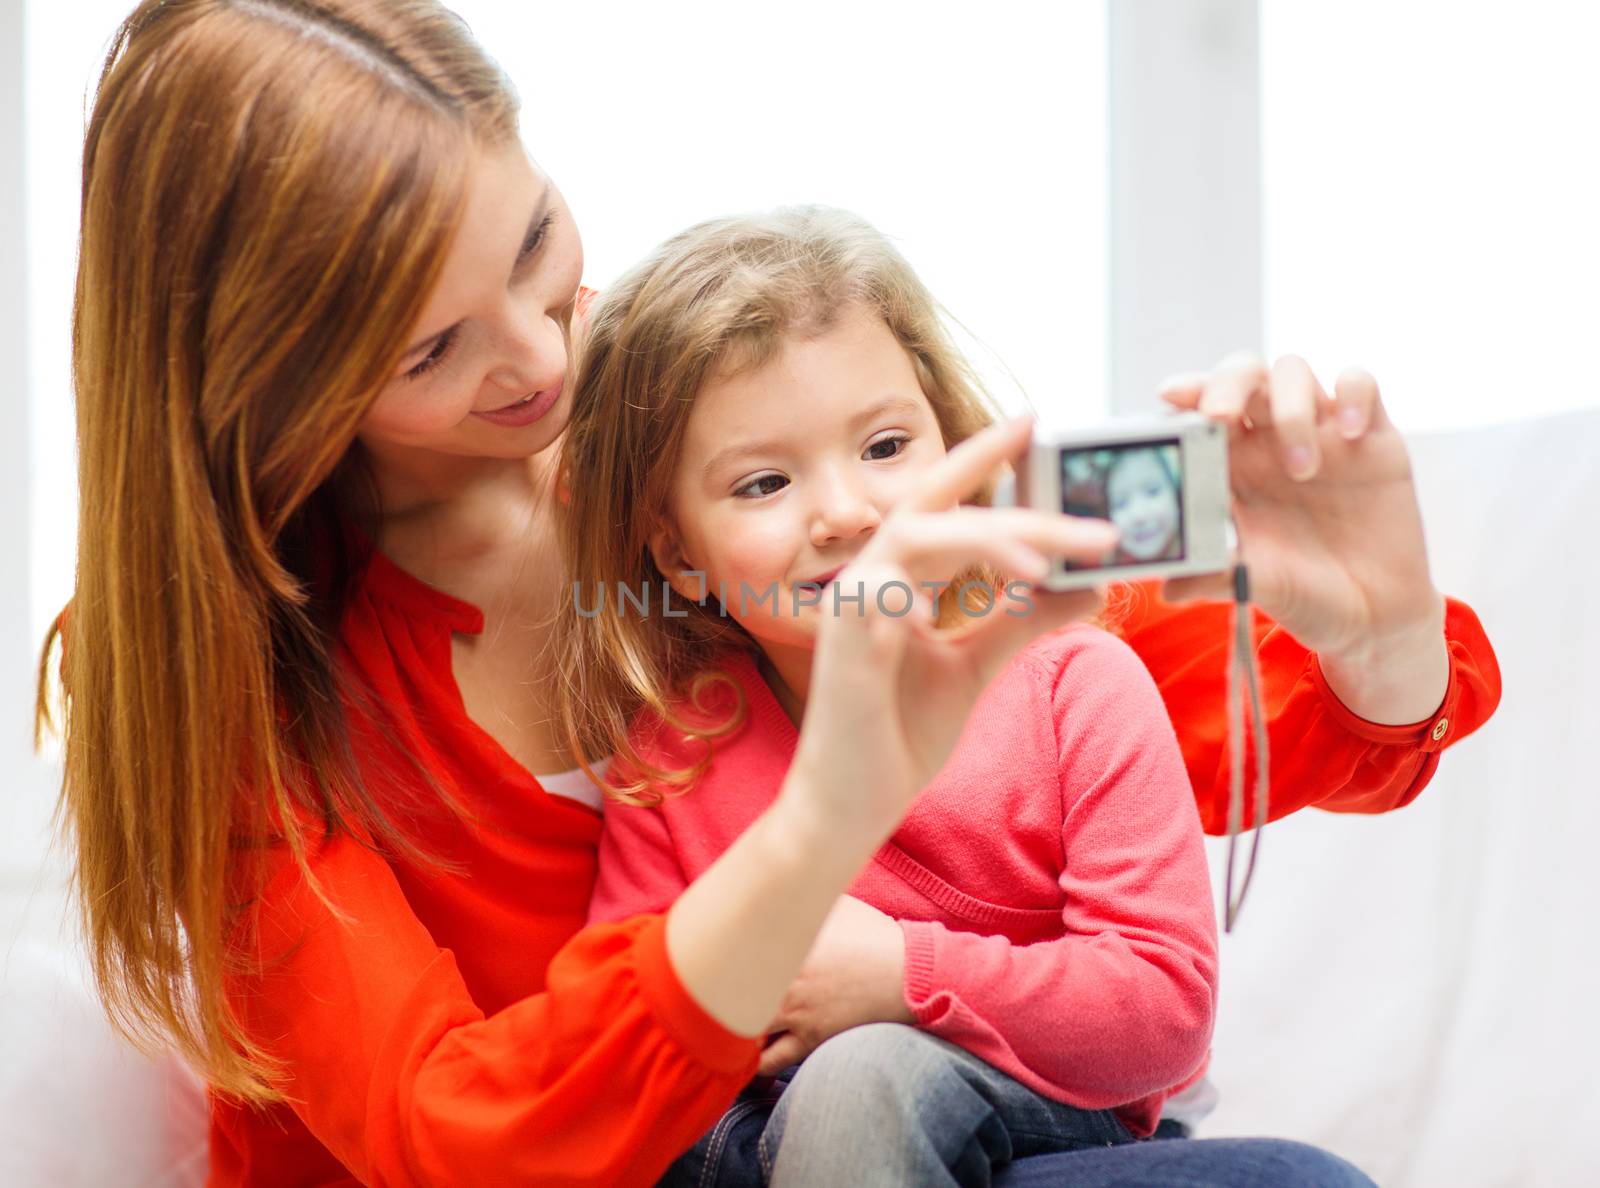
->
[487,306,567,394]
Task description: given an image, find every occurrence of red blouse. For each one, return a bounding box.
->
[207,553,1500,1185]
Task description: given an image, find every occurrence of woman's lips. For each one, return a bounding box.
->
[471,381,563,428]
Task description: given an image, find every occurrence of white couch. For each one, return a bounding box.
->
[1201,407,1600,1185]
[4,409,1595,1186]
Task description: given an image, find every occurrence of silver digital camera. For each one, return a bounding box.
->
[996,412,1232,591]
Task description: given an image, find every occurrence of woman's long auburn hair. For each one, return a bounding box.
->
[557,207,1004,806]
[34,0,518,1102]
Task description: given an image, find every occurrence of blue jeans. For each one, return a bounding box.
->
[660,1024,1376,1188]
[990,1137,1377,1188]
[662,1022,1136,1188]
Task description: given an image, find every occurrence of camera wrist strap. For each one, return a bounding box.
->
[1223,555,1271,932]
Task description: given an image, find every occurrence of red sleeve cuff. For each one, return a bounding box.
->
[633,914,763,1077]
[1308,645,1461,753]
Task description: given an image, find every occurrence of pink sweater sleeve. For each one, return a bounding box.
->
[899,632,1219,1122]
[588,767,694,926]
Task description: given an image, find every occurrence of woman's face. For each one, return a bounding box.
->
[358,141,584,467]
[1106,449,1180,561]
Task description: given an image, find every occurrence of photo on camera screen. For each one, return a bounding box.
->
[1059,440,1185,570]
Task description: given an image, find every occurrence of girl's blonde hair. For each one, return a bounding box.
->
[558,206,1001,805]
[36,0,519,1103]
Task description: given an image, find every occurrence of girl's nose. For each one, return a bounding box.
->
[809,480,882,549]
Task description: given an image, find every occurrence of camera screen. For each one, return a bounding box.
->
[1059,440,1185,570]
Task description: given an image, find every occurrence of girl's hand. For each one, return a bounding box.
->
[757,896,912,1076]
[780,416,1115,846]
[1158,354,1449,724]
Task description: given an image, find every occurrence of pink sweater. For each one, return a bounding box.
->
[588,624,1218,1137]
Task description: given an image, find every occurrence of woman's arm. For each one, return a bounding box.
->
[1146,355,1503,828]
[1116,585,1500,833]
[227,831,759,1187]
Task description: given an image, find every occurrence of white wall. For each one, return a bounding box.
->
[1108,0,1261,416]
[3,0,57,885]
[448,0,1109,428]
[1261,2,1600,432]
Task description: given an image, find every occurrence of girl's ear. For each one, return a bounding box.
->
[648,522,706,604]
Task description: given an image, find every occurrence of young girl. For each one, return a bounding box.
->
[560,207,1220,1185]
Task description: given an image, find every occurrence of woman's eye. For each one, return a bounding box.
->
[733,473,789,499]
[517,212,556,265]
[404,325,459,381]
[864,433,910,461]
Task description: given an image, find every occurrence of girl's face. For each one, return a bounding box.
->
[357,141,585,468]
[654,304,949,656]
[1106,449,1180,561]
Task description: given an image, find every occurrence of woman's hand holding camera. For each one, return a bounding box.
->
[1159,353,1450,725]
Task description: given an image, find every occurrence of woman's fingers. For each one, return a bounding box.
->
[1268,354,1330,480]
[1156,372,1208,410]
[1164,353,1388,481]
[1332,366,1384,440]
[1198,351,1270,426]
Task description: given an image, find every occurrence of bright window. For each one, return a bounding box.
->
[1260,2,1600,432]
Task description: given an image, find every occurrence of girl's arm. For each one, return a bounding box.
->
[893,631,1218,1124]
[754,632,1218,1134]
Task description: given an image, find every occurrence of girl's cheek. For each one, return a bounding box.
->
[720,535,789,589]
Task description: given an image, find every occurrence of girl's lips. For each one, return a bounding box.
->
[471,381,563,428]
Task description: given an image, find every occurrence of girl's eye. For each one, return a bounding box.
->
[864,433,911,462]
[404,325,459,381]
[733,473,789,499]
